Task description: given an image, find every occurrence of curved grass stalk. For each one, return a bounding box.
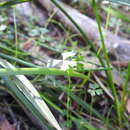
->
[0,0,30,7]
[91,0,120,125]
[0,67,87,79]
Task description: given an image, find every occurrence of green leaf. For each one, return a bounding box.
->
[0,0,31,8]
[102,6,130,23]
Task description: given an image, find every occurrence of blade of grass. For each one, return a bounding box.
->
[0,53,39,67]
[0,0,30,8]
[0,59,62,130]
[13,7,18,63]
[91,0,120,125]
[0,66,113,78]
[2,76,50,130]
[102,6,130,23]
[0,43,28,56]
[73,119,99,130]
[120,63,130,121]
[0,67,87,79]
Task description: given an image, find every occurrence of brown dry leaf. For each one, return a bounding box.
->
[126,99,130,114]
[0,116,15,130]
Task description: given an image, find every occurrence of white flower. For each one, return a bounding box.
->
[62,51,76,60]
[0,25,7,31]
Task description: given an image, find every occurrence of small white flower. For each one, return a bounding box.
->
[0,25,7,31]
[62,51,76,61]
[61,61,77,71]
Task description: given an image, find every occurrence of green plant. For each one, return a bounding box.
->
[0,0,130,129]
[88,83,103,96]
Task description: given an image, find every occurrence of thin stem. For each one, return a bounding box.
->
[13,7,18,62]
[92,0,120,125]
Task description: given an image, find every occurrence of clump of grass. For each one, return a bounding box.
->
[0,0,130,129]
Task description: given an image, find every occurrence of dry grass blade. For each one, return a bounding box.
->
[0,58,62,130]
[94,74,114,100]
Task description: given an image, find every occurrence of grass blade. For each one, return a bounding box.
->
[0,59,62,130]
[0,0,30,8]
